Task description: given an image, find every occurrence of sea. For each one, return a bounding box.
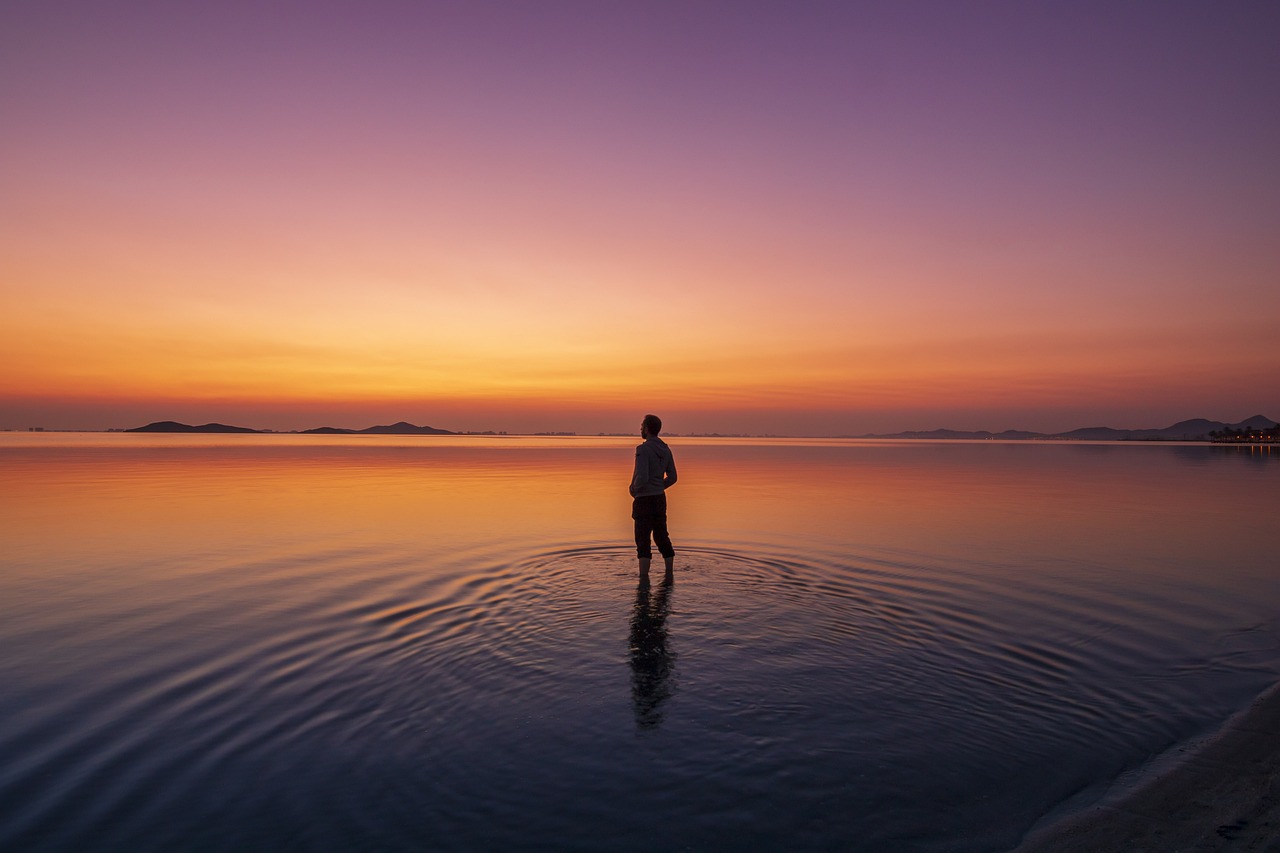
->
[1,433,1276,852]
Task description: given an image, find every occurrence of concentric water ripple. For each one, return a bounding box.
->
[4,534,1276,852]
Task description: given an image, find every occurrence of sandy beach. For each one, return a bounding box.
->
[1015,681,1280,852]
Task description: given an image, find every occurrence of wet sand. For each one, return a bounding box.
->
[1015,681,1280,852]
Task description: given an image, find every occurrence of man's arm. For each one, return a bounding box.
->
[629,447,648,496]
[663,455,677,490]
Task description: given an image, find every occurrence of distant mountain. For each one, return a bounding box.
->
[301,421,453,435]
[126,421,262,433]
[860,415,1276,441]
[1054,427,1133,441]
[358,421,453,435]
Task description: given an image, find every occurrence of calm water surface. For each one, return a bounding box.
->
[1,434,1276,851]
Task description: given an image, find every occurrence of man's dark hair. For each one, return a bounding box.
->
[643,414,662,436]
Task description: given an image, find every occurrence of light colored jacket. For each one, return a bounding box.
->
[630,437,677,497]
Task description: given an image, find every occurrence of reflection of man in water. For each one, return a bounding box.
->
[629,414,677,583]
[630,577,675,729]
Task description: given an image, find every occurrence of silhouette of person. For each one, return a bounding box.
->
[629,414,677,582]
[629,576,675,729]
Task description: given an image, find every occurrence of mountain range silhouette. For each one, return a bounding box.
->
[126,420,452,435]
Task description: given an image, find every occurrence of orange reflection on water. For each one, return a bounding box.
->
[2,435,1273,593]
[675,440,1275,584]
[2,442,633,581]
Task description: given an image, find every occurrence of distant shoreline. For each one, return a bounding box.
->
[4,432,1277,447]
[855,415,1277,443]
[5,414,1276,442]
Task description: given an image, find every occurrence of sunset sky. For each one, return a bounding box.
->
[3,2,1277,435]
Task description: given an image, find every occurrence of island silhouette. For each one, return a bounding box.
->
[126,420,453,435]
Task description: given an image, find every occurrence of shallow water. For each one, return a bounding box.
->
[1,434,1276,851]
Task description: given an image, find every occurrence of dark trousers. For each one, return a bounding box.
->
[632,493,675,560]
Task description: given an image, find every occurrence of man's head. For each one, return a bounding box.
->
[641,414,662,438]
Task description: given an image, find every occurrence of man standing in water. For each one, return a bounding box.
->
[630,414,677,582]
